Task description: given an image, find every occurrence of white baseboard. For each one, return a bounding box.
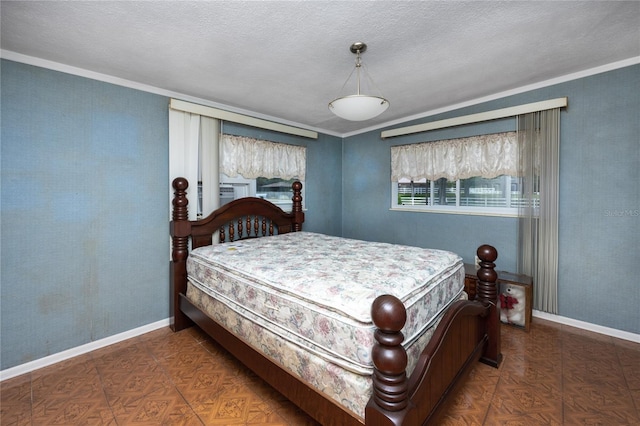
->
[532,310,640,343]
[0,318,170,382]
[3,313,638,382]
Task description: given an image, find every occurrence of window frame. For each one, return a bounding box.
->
[255,176,306,212]
[390,176,523,217]
[216,174,305,214]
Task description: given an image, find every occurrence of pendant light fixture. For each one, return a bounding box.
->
[328,42,389,121]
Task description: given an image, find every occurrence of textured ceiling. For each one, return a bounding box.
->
[1,1,639,136]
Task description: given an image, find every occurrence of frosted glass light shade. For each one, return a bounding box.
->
[329,95,389,121]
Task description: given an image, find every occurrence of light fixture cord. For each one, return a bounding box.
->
[330,45,386,101]
[355,49,362,95]
[360,62,387,100]
[334,65,357,99]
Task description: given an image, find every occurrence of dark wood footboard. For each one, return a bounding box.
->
[169,177,501,425]
[366,245,501,425]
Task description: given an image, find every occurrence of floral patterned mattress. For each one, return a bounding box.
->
[186,285,465,420]
[186,231,465,375]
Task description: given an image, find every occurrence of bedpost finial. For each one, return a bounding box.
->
[171,177,189,222]
[477,244,497,263]
[371,295,406,333]
[370,294,409,412]
[291,181,304,231]
[476,244,498,284]
[173,177,189,191]
[476,244,502,367]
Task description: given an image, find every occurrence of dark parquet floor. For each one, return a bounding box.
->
[2,318,639,425]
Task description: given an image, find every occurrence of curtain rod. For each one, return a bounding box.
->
[381,97,568,139]
[169,99,318,140]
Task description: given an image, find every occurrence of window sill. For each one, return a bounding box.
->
[389,206,519,218]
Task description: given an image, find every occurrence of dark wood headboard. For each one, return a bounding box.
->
[170,177,304,248]
[169,177,304,330]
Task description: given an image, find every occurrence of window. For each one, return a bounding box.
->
[210,175,303,215]
[170,99,316,221]
[393,175,534,215]
[213,135,306,215]
[256,177,301,211]
[393,175,536,215]
[391,132,529,216]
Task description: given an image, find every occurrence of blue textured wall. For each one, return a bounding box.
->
[554,66,639,333]
[343,64,640,334]
[1,60,170,369]
[1,59,636,371]
[0,59,343,370]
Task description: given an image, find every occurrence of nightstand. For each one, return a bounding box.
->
[464,263,533,331]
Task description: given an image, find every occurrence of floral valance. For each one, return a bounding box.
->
[391,132,518,182]
[221,135,306,181]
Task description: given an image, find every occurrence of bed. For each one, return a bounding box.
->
[170,177,502,425]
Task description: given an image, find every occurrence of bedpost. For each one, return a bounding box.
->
[475,244,502,367]
[366,295,410,425]
[291,181,304,232]
[170,177,193,331]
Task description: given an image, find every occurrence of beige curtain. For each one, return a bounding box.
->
[391,132,518,182]
[517,109,560,313]
[220,134,306,180]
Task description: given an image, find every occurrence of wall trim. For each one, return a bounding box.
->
[354,56,640,139]
[0,318,170,382]
[381,97,567,138]
[170,98,318,139]
[2,50,638,139]
[532,310,640,343]
[0,50,332,137]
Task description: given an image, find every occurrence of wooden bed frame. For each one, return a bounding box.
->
[170,177,502,425]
